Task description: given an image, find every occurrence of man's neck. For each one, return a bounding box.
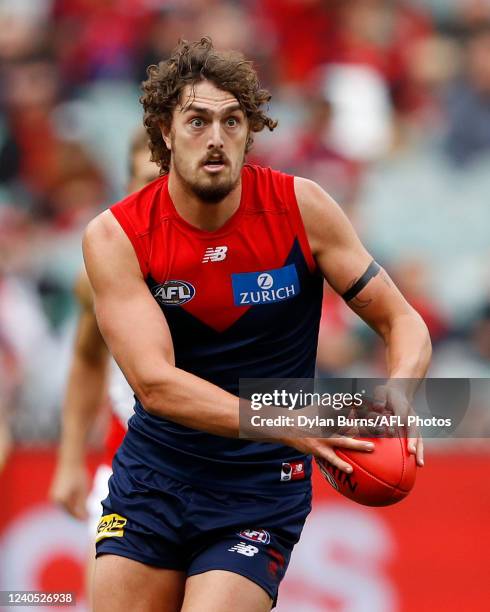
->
[167,171,242,232]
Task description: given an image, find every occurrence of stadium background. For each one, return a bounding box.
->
[0,1,489,610]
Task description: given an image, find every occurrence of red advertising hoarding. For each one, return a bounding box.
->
[1,448,489,611]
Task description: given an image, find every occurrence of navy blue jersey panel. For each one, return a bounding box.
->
[130,239,323,492]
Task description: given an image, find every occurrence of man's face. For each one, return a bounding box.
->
[129,149,160,192]
[162,80,249,203]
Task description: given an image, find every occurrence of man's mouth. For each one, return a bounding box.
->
[203,157,226,172]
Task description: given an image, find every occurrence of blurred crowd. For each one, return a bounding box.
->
[1,0,490,456]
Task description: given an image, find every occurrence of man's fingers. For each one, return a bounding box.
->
[73,502,88,521]
[416,437,424,467]
[319,447,353,474]
[407,412,419,441]
[406,411,420,456]
[330,436,375,452]
[53,490,88,520]
[407,435,417,456]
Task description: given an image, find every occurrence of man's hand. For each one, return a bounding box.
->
[49,462,89,520]
[373,383,424,467]
[281,436,375,474]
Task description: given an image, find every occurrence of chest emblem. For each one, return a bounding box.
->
[202,245,228,263]
[231,264,300,306]
[151,280,196,306]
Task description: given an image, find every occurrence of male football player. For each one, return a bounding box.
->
[83,38,431,612]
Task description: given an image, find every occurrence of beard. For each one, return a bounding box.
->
[189,173,240,204]
[172,147,244,204]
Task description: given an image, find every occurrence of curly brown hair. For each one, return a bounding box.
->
[140,37,277,174]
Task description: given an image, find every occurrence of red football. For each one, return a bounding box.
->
[316,435,417,507]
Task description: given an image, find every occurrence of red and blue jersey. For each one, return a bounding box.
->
[111,164,323,492]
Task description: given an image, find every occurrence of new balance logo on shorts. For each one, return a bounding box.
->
[228,542,259,557]
[202,246,228,263]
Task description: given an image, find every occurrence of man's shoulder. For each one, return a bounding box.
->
[83,210,126,252]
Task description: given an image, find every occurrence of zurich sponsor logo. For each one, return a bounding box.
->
[232,264,299,306]
[237,528,271,545]
[151,280,195,306]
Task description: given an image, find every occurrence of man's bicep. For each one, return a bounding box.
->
[82,212,175,395]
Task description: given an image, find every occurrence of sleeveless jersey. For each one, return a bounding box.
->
[110,164,323,492]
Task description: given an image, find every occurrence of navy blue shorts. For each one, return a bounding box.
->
[95,453,311,605]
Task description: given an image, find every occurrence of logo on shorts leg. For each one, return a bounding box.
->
[268,549,286,578]
[228,542,259,557]
[280,461,305,481]
[237,529,271,545]
[96,513,127,542]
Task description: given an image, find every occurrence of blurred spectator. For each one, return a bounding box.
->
[52,0,152,86]
[0,2,51,63]
[445,23,490,165]
[316,286,366,376]
[281,92,364,215]
[397,34,461,137]
[256,0,332,85]
[391,258,449,345]
[431,301,490,377]
[315,62,394,162]
[0,54,61,193]
[325,0,433,113]
[0,206,64,443]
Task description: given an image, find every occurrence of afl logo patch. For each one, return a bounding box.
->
[151,280,195,306]
[237,529,271,545]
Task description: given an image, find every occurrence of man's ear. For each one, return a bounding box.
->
[159,120,171,150]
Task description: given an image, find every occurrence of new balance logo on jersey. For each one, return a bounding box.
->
[202,246,228,263]
[228,542,259,557]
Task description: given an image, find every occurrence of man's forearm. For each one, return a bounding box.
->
[137,365,241,437]
[58,356,109,465]
[384,313,432,395]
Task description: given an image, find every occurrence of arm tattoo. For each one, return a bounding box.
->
[342,260,381,307]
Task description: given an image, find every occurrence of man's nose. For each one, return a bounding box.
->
[207,120,224,149]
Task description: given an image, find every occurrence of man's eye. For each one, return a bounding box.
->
[190,118,204,128]
[227,117,238,127]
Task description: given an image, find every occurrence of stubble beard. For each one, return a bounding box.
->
[173,151,245,204]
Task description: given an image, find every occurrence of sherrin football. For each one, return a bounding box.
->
[316,434,417,507]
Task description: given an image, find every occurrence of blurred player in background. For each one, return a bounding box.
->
[83,38,431,612]
[49,127,159,593]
